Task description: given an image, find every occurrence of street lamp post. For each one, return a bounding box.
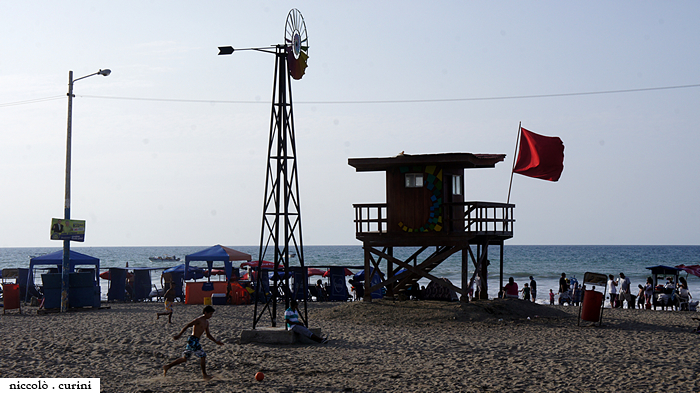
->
[61,69,111,313]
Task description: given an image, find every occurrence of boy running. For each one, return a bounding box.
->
[156,286,175,323]
[163,305,223,380]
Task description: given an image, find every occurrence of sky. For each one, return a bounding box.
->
[1,1,699,247]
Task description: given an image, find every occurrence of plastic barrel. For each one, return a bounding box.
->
[2,284,20,310]
[581,290,603,322]
[203,297,212,306]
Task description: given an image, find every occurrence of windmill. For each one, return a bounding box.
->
[219,9,309,329]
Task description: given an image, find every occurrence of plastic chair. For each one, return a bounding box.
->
[150,284,164,302]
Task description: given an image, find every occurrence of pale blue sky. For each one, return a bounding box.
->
[1,1,699,247]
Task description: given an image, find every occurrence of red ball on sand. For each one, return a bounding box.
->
[255,372,264,381]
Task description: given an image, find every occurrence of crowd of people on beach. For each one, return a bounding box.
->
[601,272,694,310]
[499,272,696,311]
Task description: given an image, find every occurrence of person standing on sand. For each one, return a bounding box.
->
[572,282,582,307]
[549,289,554,305]
[558,273,569,295]
[529,276,537,302]
[520,283,531,301]
[558,273,572,305]
[156,286,176,323]
[618,273,631,308]
[163,305,224,380]
[607,274,618,308]
[644,277,654,309]
[636,284,645,309]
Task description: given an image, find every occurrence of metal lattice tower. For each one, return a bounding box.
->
[219,9,309,329]
[252,43,307,328]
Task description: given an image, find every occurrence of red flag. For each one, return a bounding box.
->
[513,127,565,181]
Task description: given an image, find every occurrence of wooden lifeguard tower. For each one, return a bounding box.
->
[348,152,514,301]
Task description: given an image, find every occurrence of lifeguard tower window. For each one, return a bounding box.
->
[405,173,423,188]
[451,175,462,195]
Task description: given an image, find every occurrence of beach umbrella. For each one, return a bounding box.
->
[676,264,700,278]
[204,269,226,277]
[269,270,292,280]
[307,268,326,277]
[163,264,205,280]
[240,260,284,270]
[268,268,325,279]
[353,268,384,281]
[322,268,353,277]
[99,270,133,280]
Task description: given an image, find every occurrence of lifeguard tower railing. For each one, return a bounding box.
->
[353,203,388,234]
[353,201,514,238]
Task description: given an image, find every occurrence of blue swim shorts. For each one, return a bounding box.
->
[183,335,206,359]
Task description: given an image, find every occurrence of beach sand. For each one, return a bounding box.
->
[1,299,698,392]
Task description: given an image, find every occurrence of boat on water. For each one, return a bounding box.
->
[148,256,180,262]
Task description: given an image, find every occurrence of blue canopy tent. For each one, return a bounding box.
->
[28,250,100,282]
[645,265,681,288]
[28,250,100,308]
[646,265,681,276]
[184,245,252,281]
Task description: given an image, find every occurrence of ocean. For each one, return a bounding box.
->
[1,245,699,304]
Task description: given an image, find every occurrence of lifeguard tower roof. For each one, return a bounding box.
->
[348,152,506,172]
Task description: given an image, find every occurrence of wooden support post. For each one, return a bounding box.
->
[499,241,504,299]
[363,245,371,302]
[461,247,469,302]
[386,247,394,298]
[479,244,489,299]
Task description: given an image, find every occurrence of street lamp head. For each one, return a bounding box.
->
[98,69,111,76]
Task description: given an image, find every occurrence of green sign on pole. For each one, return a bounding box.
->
[50,218,85,242]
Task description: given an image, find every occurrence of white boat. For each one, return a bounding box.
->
[148,256,180,262]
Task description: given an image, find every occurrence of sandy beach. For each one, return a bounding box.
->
[1,299,698,392]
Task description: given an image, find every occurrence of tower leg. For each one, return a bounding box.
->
[478,244,489,300]
[461,249,469,302]
[363,245,371,302]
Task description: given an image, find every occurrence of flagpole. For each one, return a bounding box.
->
[507,122,522,204]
